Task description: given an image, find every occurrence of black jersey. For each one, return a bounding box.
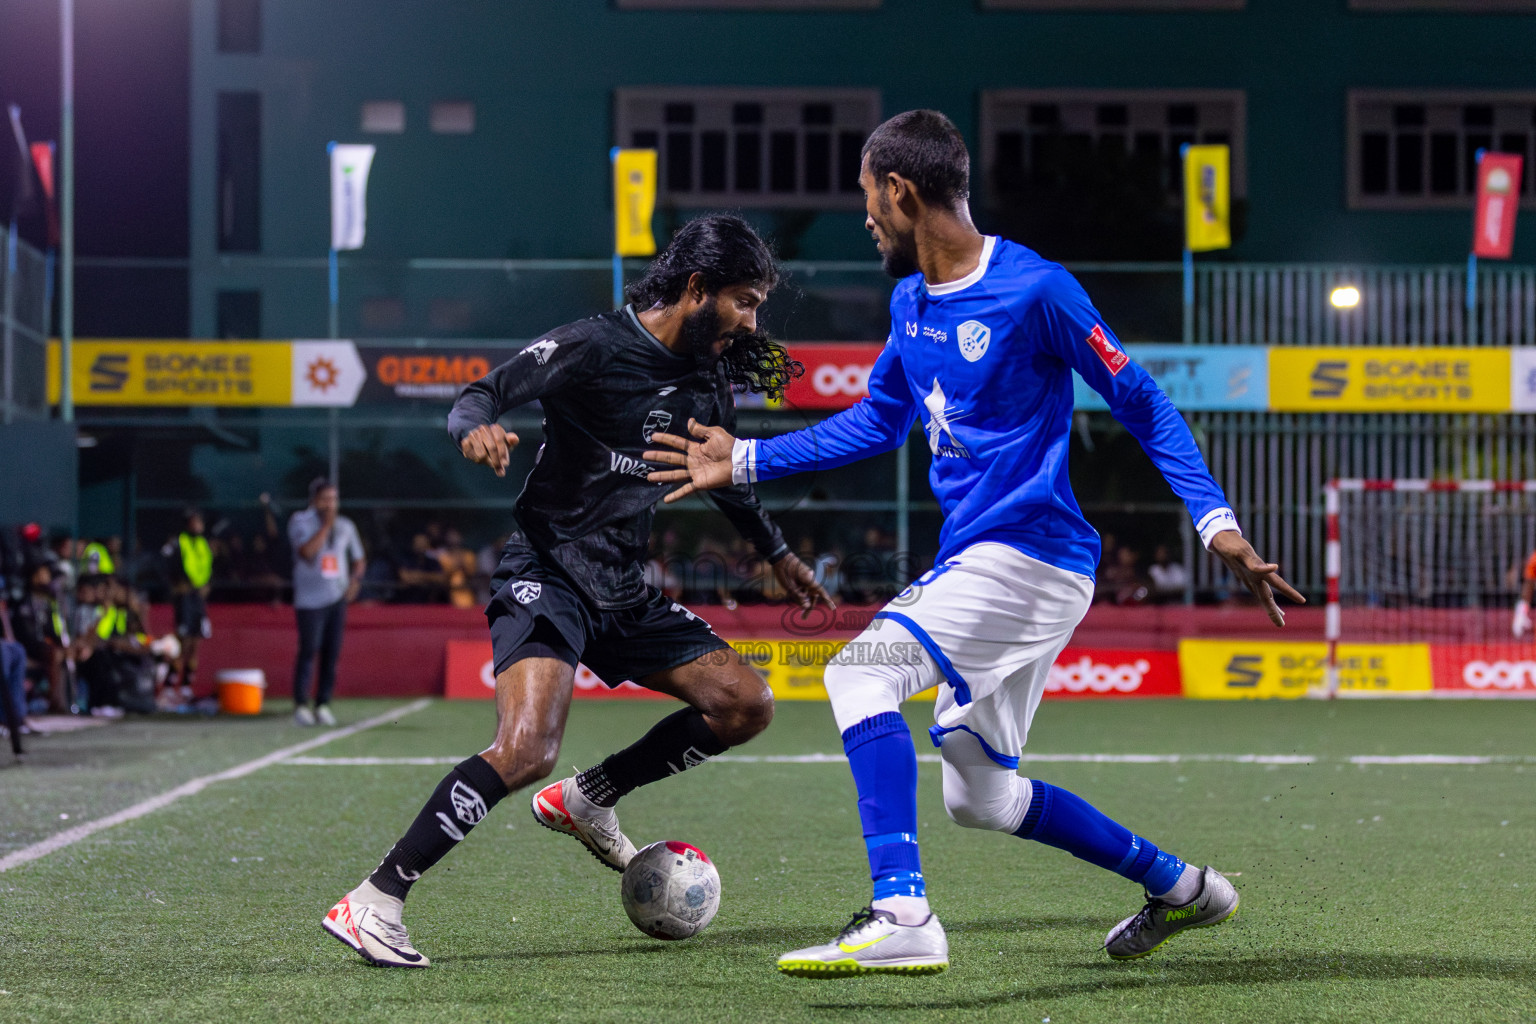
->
[448,306,788,610]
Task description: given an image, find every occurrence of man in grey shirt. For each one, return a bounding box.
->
[288,478,365,726]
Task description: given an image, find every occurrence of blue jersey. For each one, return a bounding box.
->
[736,236,1237,577]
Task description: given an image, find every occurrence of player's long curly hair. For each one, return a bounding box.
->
[627,215,803,400]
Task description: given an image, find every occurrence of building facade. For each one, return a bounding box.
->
[189,0,1536,340]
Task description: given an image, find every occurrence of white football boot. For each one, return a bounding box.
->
[777,907,949,977]
[530,777,636,872]
[322,880,430,968]
[1104,865,1240,960]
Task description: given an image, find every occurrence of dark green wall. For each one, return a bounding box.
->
[189,0,1536,337]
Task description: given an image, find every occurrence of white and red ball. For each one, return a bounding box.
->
[620,840,721,940]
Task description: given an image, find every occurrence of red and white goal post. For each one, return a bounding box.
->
[1323,479,1536,698]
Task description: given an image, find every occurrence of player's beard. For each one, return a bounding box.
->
[880,241,920,280]
[874,199,919,279]
[681,302,733,371]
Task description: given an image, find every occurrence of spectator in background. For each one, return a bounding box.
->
[161,508,214,701]
[438,528,478,609]
[1,601,33,747]
[10,561,69,713]
[1148,544,1190,604]
[1101,545,1151,606]
[797,537,842,603]
[475,534,510,605]
[80,536,119,577]
[395,533,448,603]
[288,479,365,728]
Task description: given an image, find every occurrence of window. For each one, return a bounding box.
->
[616,1,879,8]
[216,92,261,252]
[361,101,406,134]
[430,101,475,135]
[1349,91,1536,209]
[982,1,1240,7]
[1350,1,1536,9]
[615,88,880,208]
[981,89,1246,201]
[216,290,261,339]
[217,0,261,53]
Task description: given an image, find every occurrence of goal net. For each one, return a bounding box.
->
[1325,479,1536,697]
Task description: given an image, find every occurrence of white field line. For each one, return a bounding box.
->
[277,751,1536,768]
[0,698,433,873]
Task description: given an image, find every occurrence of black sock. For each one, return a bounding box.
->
[367,755,509,899]
[575,708,729,808]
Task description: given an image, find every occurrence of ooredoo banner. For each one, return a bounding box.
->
[1430,645,1536,696]
[780,343,881,410]
[443,639,668,700]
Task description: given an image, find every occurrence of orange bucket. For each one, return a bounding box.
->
[217,669,266,715]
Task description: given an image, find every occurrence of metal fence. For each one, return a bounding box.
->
[0,223,50,423]
[1189,262,1536,598]
[1193,262,1536,347]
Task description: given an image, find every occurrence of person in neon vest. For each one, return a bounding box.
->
[161,508,214,704]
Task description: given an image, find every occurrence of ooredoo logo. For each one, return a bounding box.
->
[1461,659,1536,690]
[1046,656,1151,694]
[811,363,872,398]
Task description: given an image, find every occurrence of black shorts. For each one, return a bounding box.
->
[485,540,728,687]
[174,591,210,639]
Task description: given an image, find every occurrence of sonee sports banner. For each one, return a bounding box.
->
[48,340,366,407]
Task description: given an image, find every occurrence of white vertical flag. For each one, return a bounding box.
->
[329,143,376,251]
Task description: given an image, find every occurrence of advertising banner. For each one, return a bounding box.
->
[444,639,1180,702]
[49,340,293,406]
[780,342,882,411]
[329,143,376,252]
[1268,347,1511,413]
[358,347,514,403]
[1430,645,1536,696]
[443,640,668,700]
[1074,344,1268,412]
[749,641,1179,702]
[1511,349,1536,413]
[789,342,1268,413]
[612,148,658,257]
[1472,152,1523,260]
[1178,640,1432,698]
[48,340,365,407]
[1183,144,1231,253]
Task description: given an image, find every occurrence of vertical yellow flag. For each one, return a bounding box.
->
[613,148,658,257]
[1183,144,1231,253]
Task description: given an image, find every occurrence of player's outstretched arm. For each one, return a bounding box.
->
[645,419,734,504]
[1209,530,1305,627]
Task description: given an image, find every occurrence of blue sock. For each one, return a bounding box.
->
[1013,780,1187,895]
[842,712,925,900]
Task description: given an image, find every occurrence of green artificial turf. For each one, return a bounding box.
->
[1,698,1533,1023]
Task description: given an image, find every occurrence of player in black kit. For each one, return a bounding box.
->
[324,215,834,967]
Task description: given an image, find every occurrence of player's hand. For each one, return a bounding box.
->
[1210,530,1305,627]
[460,423,519,477]
[1513,600,1530,638]
[771,552,837,613]
[644,418,736,504]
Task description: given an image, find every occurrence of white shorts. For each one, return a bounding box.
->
[865,542,1094,768]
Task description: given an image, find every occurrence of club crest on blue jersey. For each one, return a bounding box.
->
[957,320,991,362]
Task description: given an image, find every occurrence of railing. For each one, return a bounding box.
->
[1194,263,1536,347]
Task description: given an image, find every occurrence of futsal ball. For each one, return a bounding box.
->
[620,840,721,940]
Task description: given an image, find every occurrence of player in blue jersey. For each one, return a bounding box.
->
[645,110,1303,975]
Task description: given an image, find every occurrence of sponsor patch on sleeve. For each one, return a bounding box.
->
[1085,324,1129,376]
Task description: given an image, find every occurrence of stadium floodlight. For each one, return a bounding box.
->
[1330,285,1361,310]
